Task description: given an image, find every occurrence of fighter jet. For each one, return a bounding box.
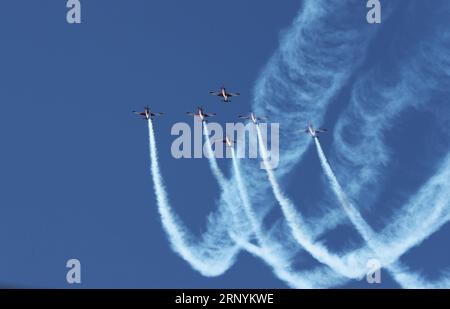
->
[304,123,327,138]
[219,136,237,148]
[187,107,216,122]
[238,112,267,124]
[133,106,164,120]
[209,86,240,103]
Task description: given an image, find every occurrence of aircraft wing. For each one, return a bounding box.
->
[133,112,146,117]
[205,113,216,117]
[228,92,240,97]
[186,112,196,116]
[209,91,221,96]
[238,115,250,119]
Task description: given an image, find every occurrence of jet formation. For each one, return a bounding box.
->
[133,86,327,146]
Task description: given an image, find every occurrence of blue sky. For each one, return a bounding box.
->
[0,0,449,288]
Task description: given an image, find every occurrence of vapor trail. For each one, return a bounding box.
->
[147,119,238,276]
[230,147,341,288]
[255,125,363,278]
[314,137,397,283]
[322,1,450,287]
[202,122,249,232]
[230,147,264,243]
[202,123,227,187]
[233,0,450,287]
[146,0,450,287]
[315,137,450,288]
[229,232,346,289]
[216,0,394,285]
[314,138,376,245]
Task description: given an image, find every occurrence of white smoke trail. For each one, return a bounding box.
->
[145,0,450,288]
[331,1,450,209]
[230,147,264,244]
[230,1,399,278]
[375,153,450,288]
[147,119,238,276]
[314,138,376,246]
[388,263,450,289]
[230,148,346,288]
[236,0,450,287]
[202,123,227,187]
[232,0,393,248]
[315,137,403,284]
[176,2,396,287]
[315,137,450,288]
[334,168,450,288]
[255,125,365,278]
[233,0,450,287]
[202,122,250,234]
[323,1,450,287]
[230,232,347,289]
[251,0,396,176]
